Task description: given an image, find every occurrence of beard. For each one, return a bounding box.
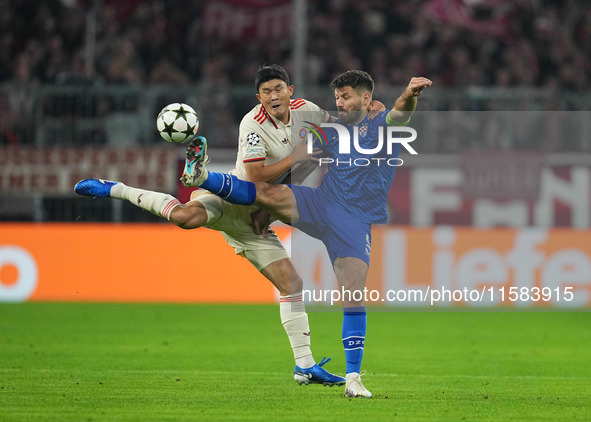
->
[337,99,364,125]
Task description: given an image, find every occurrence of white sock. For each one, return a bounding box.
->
[110,183,180,220]
[280,293,315,368]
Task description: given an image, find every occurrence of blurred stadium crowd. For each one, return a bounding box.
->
[0,0,590,149]
[2,0,590,88]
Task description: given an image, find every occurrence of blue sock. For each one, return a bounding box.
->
[200,172,256,206]
[342,306,366,374]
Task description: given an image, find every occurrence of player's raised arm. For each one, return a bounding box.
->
[387,77,433,125]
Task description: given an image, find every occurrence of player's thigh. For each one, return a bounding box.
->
[322,203,372,267]
[192,193,294,289]
[170,199,209,229]
[334,257,369,292]
[211,205,290,267]
[186,191,226,229]
[254,183,298,223]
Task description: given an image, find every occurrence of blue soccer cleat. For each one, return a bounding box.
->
[180,135,209,187]
[74,178,118,197]
[293,357,346,386]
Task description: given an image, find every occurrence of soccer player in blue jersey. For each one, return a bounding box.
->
[181,70,432,397]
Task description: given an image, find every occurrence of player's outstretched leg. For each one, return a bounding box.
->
[74,179,180,220]
[180,135,257,206]
[294,357,346,387]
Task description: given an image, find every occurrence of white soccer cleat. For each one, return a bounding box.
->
[345,372,372,398]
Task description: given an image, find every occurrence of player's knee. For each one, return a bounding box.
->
[255,182,288,206]
[253,182,273,202]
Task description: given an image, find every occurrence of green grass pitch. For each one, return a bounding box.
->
[1,304,590,421]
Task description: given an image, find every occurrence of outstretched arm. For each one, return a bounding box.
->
[387,77,433,125]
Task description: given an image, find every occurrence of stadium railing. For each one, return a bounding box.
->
[2,83,590,148]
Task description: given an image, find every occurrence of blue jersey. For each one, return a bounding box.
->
[318,110,401,224]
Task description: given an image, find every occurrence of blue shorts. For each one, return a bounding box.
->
[289,185,371,265]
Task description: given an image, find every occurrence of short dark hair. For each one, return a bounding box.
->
[330,70,374,95]
[255,64,290,92]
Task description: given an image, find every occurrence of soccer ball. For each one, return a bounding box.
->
[157,103,199,143]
